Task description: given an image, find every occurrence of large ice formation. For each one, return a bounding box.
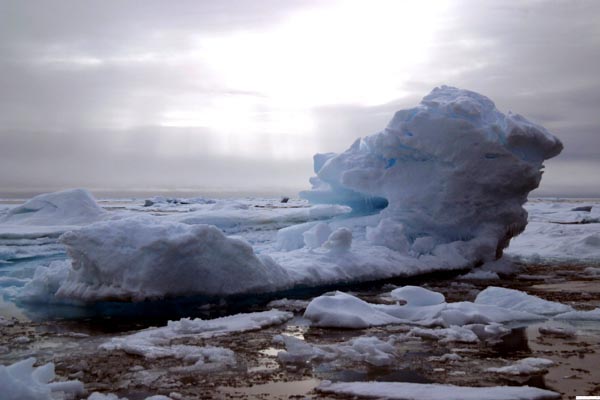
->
[302,86,562,260]
[55,217,290,301]
[11,87,564,303]
[0,189,105,226]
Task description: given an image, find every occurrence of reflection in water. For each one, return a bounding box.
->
[491,327,530,355]
[317,366,433,384]
[218,379,320,398]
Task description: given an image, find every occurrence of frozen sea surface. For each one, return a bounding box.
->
[0,195,599,321]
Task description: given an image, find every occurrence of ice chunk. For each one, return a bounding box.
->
[0,357,83,400]
[87,394,126,400]
[409,326,479,343]
[276,222,317,251]
[555,308,600,321]
[18,261,73,304]
[507,221,600,263]
[304,291,404,328]
[316,381,560,400]
[305,287,553,330]
[301,86,562,265]
[56,216,290,301]
[0,189,105,226]
[390,286,445,306]
[475,287,573,315]
[102,310,292,353]
[302,222,332,249]
[486,357,555,375]
[275,334,398,367]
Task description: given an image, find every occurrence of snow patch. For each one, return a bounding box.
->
[316,381,560,400]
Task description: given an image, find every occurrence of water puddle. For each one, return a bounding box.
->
[532,280,600,293]
[217,378,320,399]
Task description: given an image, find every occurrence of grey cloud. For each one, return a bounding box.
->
[0,0,598,196]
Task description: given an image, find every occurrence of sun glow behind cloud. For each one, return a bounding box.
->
[157,0,447,158]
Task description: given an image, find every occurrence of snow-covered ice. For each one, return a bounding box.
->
[301,85,561,265]
[474,286,573,315]
[275,334,399,367]
[303,286,600,331]
[4,86,570,303]
[55,216,290,301]
[304,291,405,328]
[486,357,555,375]
[0,357,83,400]
[101,310,292,356]
[316,381,560,400]
[0,189,105,227]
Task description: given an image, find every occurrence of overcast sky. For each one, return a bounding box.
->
[1,0,599,197]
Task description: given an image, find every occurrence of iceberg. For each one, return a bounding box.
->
[16,87,563,303]
[0,189,107,240]
[0,189,105,227]
[55,216,290,301]
[302,85,562,262]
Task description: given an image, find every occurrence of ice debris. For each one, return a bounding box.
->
[0,357,83,400]
[486,357,555,375]
[316,381,560,400]
[274,334,399,367]
[304,286,600,332]
[101,310,292,357]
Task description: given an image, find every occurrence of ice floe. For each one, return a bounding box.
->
[316,381,560,399]
[101,310,292,357]
[274,334,399,367]
[304,286,600,333]
[55,217,291,301]
[0,357,83,400]
[486,357,555,375]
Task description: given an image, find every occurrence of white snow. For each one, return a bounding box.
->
[409,326,479,343]
[302,222,332,250]
[54,216,291,301]
[18,260,74,304]
[555,308,600,321]
[301,86,561,268]
[506,198,600,263]
[1,87,574,304]
[101,310,292,356]
[0,357,83,400]
[303,291,404,328]
[0,189,105,227]
[475,287,573,315]
[390,286,445,306]
[538,324,576,337]
[486,357,555,375]
[304,289,547,329]
[303,285,600,332]
[316,381,560,400]
[275,334,399,367]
